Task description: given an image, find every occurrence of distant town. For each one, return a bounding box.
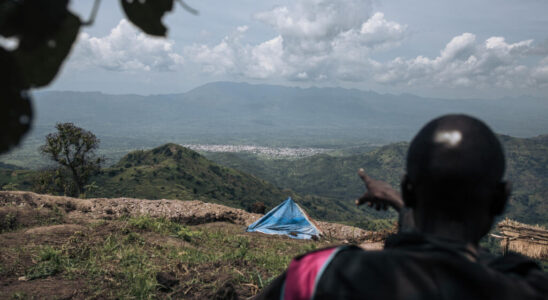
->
[181,144,330,158]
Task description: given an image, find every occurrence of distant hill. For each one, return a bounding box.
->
[206,135,548,226]
[33,82,548,145]
[500,135,548,225]
[207,142,407,203]
[0,143,381,224]
[1,136,546,227]
[88,144,368,222]
[2,81,548,168]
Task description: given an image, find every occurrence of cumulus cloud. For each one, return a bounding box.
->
[185,0,407,81]
[76,0,545,92]
[71,19,184,72]
[373,33,540,88]
[531,56,548,86]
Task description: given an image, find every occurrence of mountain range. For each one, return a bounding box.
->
[2,81,546,168]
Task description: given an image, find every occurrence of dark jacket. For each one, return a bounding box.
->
[257,232,548,300]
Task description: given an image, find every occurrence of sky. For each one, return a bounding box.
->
[43,0,548,98]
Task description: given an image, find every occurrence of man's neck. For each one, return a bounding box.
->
[414,214,480,246]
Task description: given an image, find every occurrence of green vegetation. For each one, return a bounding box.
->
[0,204,65,233]
[40,123,104,197]
[88,143,366,223]
[206,135,548,227]
[26,247,66,280]
[1,134,547,228]
[0,143,371,224]
[0,211,336,299]
[0,211,17,233]
[0,169,34,192]
[127,215,200,242]
[499,135,548,225]
[206,142,407,207]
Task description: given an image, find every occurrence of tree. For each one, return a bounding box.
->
[40,123,103,197]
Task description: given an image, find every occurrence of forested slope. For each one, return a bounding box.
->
[206,135,548,226]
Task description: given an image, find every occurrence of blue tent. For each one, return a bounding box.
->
[246,197,321,239]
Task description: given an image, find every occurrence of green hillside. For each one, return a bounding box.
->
[205,143,408,219]
[95,144,375,222]
[6,143,363,223]
[501,135,548,225]
[0,169,34,191]
[2,135,546,227]
[206,135,548,226]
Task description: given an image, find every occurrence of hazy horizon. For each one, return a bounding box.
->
[41,80,548,100]
[38,0,548,99]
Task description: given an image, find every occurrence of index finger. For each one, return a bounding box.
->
[358,168,371,184]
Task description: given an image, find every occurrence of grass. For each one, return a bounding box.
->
[65,230,161,298]
[1,198,546,299]
[2,213,335,299]
[0,212,17,233]
[2,134,547,227]
[127,215,200,242]
[0,204,65,233]
[26,247,66,280]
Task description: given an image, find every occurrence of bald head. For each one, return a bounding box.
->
[403,115,509,239]
[407,114,505,186]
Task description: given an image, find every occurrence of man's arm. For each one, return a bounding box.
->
[355,168,403,212]
[356,168,415,231]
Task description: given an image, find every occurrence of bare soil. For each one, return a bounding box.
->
[0,191,382,299]
[0,191,374,241]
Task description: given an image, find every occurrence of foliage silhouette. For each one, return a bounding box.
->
[121,0,174,36]
[0,48,32,153]
[0,0,196,154]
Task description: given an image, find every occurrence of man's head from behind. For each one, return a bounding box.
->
[403,114,510,243]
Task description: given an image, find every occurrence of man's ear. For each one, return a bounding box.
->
[491,181,511,216]
[401,175,416,208]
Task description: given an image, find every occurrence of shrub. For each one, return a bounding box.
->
[249,202,266,214]
[128,216,200,242]
[0,211,17,232]
[26,247,66,280]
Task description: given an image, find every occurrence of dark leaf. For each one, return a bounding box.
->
[0,0,19,37]
[0,0,70,41]
[13,12,81,88]
[0,48,33,154]
[120,0,174,36]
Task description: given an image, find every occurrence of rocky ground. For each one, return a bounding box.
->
[0,191,383,299]
[0,191,375,242]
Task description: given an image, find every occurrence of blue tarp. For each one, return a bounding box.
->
[246,197,321,239]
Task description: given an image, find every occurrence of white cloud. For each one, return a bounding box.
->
[254,0,373,41]
[531,56,548,86]
[373,33,539,89]
[185,0,407,82]
[76,2,547,93]
[71,19,184,72]
[181,0,548,93]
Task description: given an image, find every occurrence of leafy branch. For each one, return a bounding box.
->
[0,0,198,154]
